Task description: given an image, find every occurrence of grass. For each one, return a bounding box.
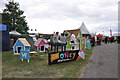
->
[2,49,93,78]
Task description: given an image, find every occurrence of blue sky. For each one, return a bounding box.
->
[0,0,118,36]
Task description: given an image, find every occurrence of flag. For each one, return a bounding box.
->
[110,29,112,36]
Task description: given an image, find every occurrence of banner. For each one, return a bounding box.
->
[0,24,7,31]
[110,29,112,36]
[20,50,30,62]
[48,50,84,65]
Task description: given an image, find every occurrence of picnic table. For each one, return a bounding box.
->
[29,51,37,60]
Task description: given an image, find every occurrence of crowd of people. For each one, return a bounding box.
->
[49,32,67,52]
[90,36,120,46]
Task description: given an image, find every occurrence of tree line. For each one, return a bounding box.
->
[2,0,29,34]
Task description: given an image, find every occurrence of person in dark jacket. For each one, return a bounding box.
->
[105,36,108,44]
[117,36,120,43]
[49,34,54,51]
[97,37,101,45]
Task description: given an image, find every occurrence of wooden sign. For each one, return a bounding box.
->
[48,50,83,65]
[20,50,30,62]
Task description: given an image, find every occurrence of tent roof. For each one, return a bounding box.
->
[18,38,31,47]
[9,30,21,35]
[79,22,90,34]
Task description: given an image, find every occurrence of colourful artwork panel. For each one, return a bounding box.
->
[48,50,83,65]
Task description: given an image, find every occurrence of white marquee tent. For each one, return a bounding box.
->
[79,22,90,35]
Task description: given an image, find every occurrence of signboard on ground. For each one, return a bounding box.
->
[48,50,84,65]
[20,50,30,62]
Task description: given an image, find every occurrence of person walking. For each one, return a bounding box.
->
[109,37,113,43]
[97,37,100,45]
[105,36,108,44]
[117,36,120,43]
[91,36,95,46]
[102,37,105,44]
[60,33,67,51]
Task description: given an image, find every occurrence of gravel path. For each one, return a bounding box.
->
[80,43,118,78]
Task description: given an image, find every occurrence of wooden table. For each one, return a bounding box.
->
[29,51,37,60]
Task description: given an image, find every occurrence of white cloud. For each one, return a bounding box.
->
[0,0,119,34]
